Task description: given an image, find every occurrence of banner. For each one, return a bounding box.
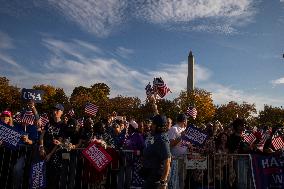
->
[30,161,46,189]
[0,121,22,149]
[185,153,207,170]
[182,124,208,146]
[251,154,284,189]
[82,142,112,172]
[21,89,44,103]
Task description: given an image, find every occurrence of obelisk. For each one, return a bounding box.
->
[187,51,194,92]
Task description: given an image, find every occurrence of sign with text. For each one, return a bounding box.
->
[82,141,112,172]
[30,161,46,189]
[251,154,284,189]
[185,153,207,170]
[0,121,22,149]
[182,124,208,146]
[21,89,44,103]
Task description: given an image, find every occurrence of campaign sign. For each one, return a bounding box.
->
[251,154,284,189]
[0,121,22,149]
[21,89,44,103]
[82,141,112,172]
[30,161,46,189]
[182,124,208,146]
[185,153,207,170]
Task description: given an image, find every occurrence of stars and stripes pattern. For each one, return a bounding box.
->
[77,118,84,128]
[271,136,284,150]
[39,113,49,129]
[85,103,98,116]
[22,111,35,125]
[145,82,153,98]
[186,106,197,119]
[153,77,171,98]
[14,112,22,123]
[68,109,75,117]
[255,130,270,151]
[241,130,256,145]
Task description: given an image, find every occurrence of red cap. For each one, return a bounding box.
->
[1,110,12,117]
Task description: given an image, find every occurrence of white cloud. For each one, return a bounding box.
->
[47,0,128,37]
[115,47,134,58]
[133,0,255,34]
[0,31,14,49]
[0,0,257,36]
[271,77,284,85]
[2,37,283,111]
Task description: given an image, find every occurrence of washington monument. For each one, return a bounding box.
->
[187,51,195,92]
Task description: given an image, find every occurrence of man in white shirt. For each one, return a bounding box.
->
[168,114,188,189]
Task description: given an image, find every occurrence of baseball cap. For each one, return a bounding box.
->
[1,110,12,117]
[151,115,167,128]
[53,103,64,111]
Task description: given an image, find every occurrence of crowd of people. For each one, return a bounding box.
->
[0,98,284,189]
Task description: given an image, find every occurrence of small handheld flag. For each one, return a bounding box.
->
[186,106,197,119]
[85,103,98,116]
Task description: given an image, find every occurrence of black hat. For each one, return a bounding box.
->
[151,115,167,128]
[176,113,187,122]
[53,103,64,111]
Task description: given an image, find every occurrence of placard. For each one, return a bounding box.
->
[182,124,208,146]
[185,153,207,170]
[30,161,46,189]
[0,121,22,149]
[21,89,44,103]
[82,141,112,172]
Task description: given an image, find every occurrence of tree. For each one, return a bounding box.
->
[70,83,111,119]
[215,101,256,126]
[109,95,142,119]
[33,85,69,114]
[173,88,216,125]
[258,105,284,126]
[0,76,21,112]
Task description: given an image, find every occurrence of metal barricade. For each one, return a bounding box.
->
[0,145,144,189]
[169,154,254,189]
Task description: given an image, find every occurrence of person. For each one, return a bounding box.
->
[168,113,189,189]
[13,110,39,189]
[214,132,235,189]
[0,110,13,126]
[39,103,66,189]
[227,118,251,189]
[142,114,171,189]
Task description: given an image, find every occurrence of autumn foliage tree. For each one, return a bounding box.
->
[173,88,216,125]
[257,105,284,127]
[0,77,21,112]
[215,101,257,126]
[32,85,69,114]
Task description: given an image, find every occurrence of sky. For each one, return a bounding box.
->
[0,0,284,111]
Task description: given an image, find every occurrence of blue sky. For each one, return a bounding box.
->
[0,0,284,110]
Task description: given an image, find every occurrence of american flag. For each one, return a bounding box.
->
[255,130,270,151]
[85,103,98,116]
[22,111,35,125]
[77,118,84,128]
[39,113,49,129]
[14,112,22,123]
[68,109,75,117]
[145,82,153,98]
[271,136,284,150]
[241,130,256,145]
[186,106,197,119]
[153,77,171,98]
